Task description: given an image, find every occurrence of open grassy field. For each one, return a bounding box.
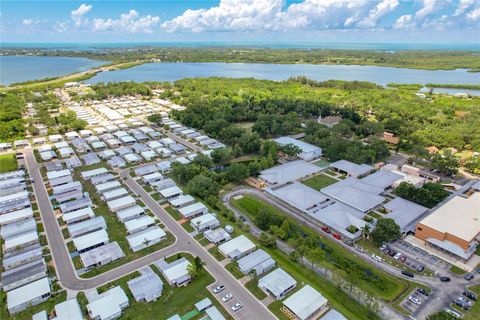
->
[301,173,337,190]
[0,153,18,173]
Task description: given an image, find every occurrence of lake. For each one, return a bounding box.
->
[86,62,480,86]
[0,56,107,86]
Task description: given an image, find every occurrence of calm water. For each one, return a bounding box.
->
[0,56,107,85]
[86,62,480,86]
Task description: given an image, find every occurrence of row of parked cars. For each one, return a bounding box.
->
[452,290,477,311]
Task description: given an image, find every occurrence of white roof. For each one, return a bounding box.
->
[62,207,95,223]
[143,172,163,182]
[7,278,50,311]
[219,235,255,257]
[179,202,208,218]
[124,216,155,233]
[319,309,347,320]
[191,213,218,227]
[260,160,321,185]
[419,192,480,241]
[270,182,329,211]
[259,268,297,298]
[4,231,38,250]
[160,186,183,198]
[117,205,144,221]
[107,195,136,211]
[0,207,33,225]
[54,298,83,320]
[330,160,373,177]
[81,168,108,180]
[321,177,384,212]
[169,195,195,207]
[103,187,128,201]
[87,286,128,320]
[72,229,108,251]
[127,226,166,249]
[384,197,428,231]
[360,170,402,190]
[156,257,191,283]
[47,169,71,180]
[95,181,122,193]
[283,285,328,320]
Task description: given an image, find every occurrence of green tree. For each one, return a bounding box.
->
[430,150,459,176]
[147,114,162,123]
[187,174,220,199]
[192,153,213,168]
[211,147,232,164]
[225,163,250,182]
[371,218,401,245]
[279,143,302,157]
[259,232,277,248]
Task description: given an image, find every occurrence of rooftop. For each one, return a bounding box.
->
[282,285,328,320]
[274,136,321,154]
[259,268,297,298]
[87,286,128,320]
[260,160,321,185]
[330,160,374,177]
[218,235,255,257]
[7,278,50,311]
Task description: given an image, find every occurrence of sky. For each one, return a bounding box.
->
[1,0,479,44]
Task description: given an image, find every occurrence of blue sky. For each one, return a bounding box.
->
[1,1,479,43]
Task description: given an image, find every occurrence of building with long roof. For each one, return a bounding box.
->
[282,285,329,320]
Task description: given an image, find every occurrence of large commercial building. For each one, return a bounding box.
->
[274,137,322,161]
[259,160,321,186]
[415,185,480,262]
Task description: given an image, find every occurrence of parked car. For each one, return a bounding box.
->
[222,293,233,302]
[416,288,428,296]
[399,256,407,263]
[238,216,246,222]
[213,285,225,293]
[458,296,473,307]
[408,295,421,305]
[354,245,364,253]
[465,273,475,281]
[464,290,477,301]
[440,276,451,282]
[443,308,462,318]
[453,298,470,310]
[232,302,243,311]
[402,271,414,278]
[416,265,425,273]
[388,250,397,257]
[379,244,387,251]
[394,252,403,260]
[371,254,382,262]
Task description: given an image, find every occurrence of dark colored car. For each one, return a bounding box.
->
[416,288,428,296]
[238,216,246,222]
[464,290,477,301]
[465,273,474,281]
[402,271,414,278]
[440,276,451,282]
[416,265,425,273]
[388,250,397,257]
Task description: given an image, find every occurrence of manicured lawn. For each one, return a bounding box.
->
[312,158,331,168]
[181,221,195,233]
[268,300,292,320]
[151,193,161,201]
[208,246,225,261]
[0,154,17,173]
[198,237,210,246]
[225,262,244,279]
[301,174,337,191]
[165,206,183,220]
[245,278,267,300]
[450,265,467,275]
[99,255,232,320]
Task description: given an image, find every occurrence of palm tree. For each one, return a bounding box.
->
[361,224,371,240]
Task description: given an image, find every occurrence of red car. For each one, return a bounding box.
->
[333,233,342,240]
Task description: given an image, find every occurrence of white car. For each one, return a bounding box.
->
[371,254,382,262]
[408,296,421,305]
[394,252,403,260]
[222,293,233,302]
[232,302,243,311]
[213,285,225,293]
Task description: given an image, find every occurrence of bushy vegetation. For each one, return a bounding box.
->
[0,93,26,141]
[371,218,401,245]
[83,82,152,100]
[394,182,450,208]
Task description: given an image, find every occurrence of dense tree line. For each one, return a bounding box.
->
[164,77,480,151]
[82,82,152,100]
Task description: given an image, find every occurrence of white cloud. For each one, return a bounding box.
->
[71,3,92,27]
[453,0,475,16]
[393,14,414,29]
[356,0,399,28]
[92,9,160,33]
[22,19,35,26]
[467,6,480,21]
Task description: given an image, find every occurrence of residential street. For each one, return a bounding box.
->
[24,146,275,320]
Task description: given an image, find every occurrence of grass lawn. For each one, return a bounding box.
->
[245,278,267,300]
[312,158,331,168]
[225,262,244,279]
[98,254,232,320]
[0,291,67,320]
[450,265,467,275]
[301,174,337,191]
[181,221,195,233]
[151,193,161,201]
[268,300,292,320]
[0,154,17,173]
[198,237,210,246]
[208,246,225,262]
[165,206,183,220]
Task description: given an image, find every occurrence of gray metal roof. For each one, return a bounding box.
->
[127,266,163,302]
[360,170,402,191]
[258,268,297,298]
[282,285,328,320]
[0,218,37,239]
[330,160,374,177]
[1,258,47,290]
[260,160,321,186]
[237,249,275,274]
[270,182,329,211]
[80,242,125,268]
[384,197,428,232]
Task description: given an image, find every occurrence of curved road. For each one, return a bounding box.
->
[24,148,276,320]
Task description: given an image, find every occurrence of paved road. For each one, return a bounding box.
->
[24,148,275,320]
[121,170,276,320]
[224,188,480,319]
[150,123,203,152]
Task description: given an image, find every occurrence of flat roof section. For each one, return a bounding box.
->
[259,160,321,186]
[282,285,328,320]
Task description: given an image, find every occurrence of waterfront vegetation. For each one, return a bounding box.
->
[4,48,480,70]
[0,93,26,141]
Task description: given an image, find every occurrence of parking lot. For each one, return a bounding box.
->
[401,288,430,315]
[391,240,451,273]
